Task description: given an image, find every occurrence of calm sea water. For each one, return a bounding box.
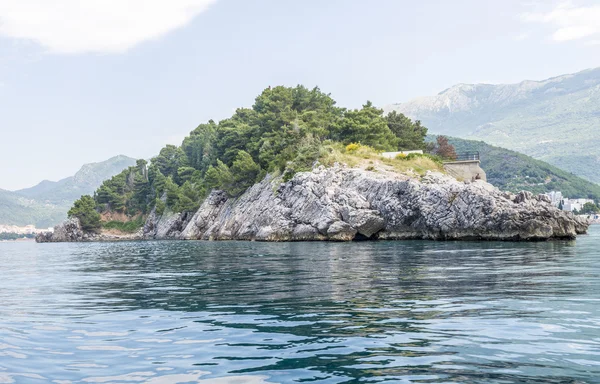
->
[1,227,599,383]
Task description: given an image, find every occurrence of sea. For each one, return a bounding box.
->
[0,227,599,383]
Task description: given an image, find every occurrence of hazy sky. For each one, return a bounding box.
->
[1,0,600,190]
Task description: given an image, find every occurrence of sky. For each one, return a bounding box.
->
[1,0,600,190]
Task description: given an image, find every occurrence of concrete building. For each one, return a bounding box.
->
[545,191,563,207]
[562,198,595,212]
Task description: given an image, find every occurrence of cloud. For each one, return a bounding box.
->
[0,0,217,54]
[520,1,600,43]
[514,32,530,41]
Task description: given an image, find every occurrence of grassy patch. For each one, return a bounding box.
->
[102,216,144,233]
[383,156,444,176]
[319,143,443,176]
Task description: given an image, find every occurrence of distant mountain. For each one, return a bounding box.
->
[0,155,136,227]
[435,136,600,201]
[0,189,65,228]
[16,155,137,204]
[385,67,600,184]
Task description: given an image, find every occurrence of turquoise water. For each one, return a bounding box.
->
[1,227,599,383]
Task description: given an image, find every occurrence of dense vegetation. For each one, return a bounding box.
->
[67,195,101,233]
[386,67,600,184]
[578,202,599,215]
[65,86,600,231]
[439,136,600,201]
[102,217,145,233]
[0,188,65,228]
[73,86,429,221]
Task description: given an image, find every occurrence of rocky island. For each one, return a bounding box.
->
[36,86,590,243]
[38,165,589,243]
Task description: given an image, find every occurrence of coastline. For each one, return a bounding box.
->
[37,167,590,244]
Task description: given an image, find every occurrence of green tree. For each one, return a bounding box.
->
[154,198,166,216]
[175,181,201,212]
[131,171,150,213]
[148,165,167,198]
[229,150,262,195]
[580,202,600,214]
[204,151,261,197]
[205,160,233,191]
[215,110,258,165]
[181,121,217,173]
[164,177,180,208]
[95,184,126,212]
[386,111,428,150]
[152,145,187,181]
[177,166,196,184]
[333,101,398,150]
[68,195,101,233]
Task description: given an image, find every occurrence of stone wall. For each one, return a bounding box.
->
[443,160,487,182]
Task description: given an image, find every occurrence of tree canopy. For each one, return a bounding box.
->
[75,85,429,220]
[68,195,101,233]
[385,111,428,150]
[579,202,599,215]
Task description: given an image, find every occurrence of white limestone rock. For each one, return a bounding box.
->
[173,166,588,242]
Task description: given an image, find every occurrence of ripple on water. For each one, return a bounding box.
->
[0,228,599,382]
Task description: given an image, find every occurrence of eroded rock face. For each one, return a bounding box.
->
[36,218,86,243]
[174,166,588,242]
[143,209,191,240]
[38,166,589,243]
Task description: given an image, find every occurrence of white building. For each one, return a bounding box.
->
[0,224,45,234]
[562,198,595,212]
[545,191,563,207]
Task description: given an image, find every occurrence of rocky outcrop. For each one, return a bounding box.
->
[174,166,588,241]
[143,209,192,240]
[36,217,143,243]
[36,218,86,242]
[37,166,590,243]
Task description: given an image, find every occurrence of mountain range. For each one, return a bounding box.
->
[0,155,136,227]
[385,67,600,184]
[438,136,600,201]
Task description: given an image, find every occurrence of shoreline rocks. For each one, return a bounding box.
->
[36,217,143,243]
[37,166,590,243]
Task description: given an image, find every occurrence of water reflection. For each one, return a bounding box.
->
[0,229,598,383]
[76,239,583,311]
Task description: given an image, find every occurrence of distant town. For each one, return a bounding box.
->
[0,224,53,241]
[545,192,600,223]
[0,224,52,235]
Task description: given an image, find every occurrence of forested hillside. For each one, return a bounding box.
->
[78,86,433,229]
[0,156,136,227]
[386,67,600,184]
[0,189,65,228]
[440,136,600,200]
[71,85,600,233]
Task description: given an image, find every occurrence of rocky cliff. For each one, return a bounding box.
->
[150,165,588,242]
[38,166,589,243]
